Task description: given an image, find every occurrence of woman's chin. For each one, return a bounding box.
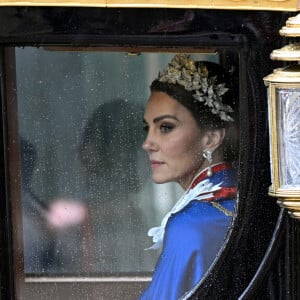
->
[151,175,171,185]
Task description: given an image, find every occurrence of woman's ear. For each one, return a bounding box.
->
[204,128,226,152]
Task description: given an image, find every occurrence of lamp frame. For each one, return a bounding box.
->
[265,74,300,217]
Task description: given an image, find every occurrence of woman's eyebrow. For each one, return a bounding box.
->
[153,115,179,123]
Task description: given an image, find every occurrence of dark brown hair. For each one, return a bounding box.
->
[150,61,239,162]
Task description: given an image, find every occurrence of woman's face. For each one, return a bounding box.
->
[143,91,210,189]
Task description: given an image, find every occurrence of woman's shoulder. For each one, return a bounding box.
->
[167,200,231,229]
[211,165,237,186]
[164,200,232,250]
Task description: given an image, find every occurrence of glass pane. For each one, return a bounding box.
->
[277,88,300,188]
[17,49,223,274]
[12,48,239,299]
[17,49,169,274]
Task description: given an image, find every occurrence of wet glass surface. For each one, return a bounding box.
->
[15,48,238,291]
[16,49,197,274]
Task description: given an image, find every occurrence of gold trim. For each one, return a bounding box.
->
[271,44,300,60]
[267,83,280,192]
[211,202,234,217]
[286,13,300,26]
[288,211,300,218]
[280,13,300,36]
[269,190,300,198]
[277,198,300,219]
[277,200,300,209]
[280,27,300,36]
[0,0,299,10]
[264,67,300,82]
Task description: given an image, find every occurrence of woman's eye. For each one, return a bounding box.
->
[160,123,174,133]
[143,125,149,132]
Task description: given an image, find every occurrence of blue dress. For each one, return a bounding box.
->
[140,163,237,300]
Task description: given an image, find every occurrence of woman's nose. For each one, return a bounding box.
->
[142,132,158,152]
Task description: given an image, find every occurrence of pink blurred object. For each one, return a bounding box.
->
[46,199,87,230]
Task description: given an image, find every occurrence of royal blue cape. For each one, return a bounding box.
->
[140,164,237,300]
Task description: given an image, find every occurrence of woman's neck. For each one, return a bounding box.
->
[178,150,225,190]
[180,159,226,191]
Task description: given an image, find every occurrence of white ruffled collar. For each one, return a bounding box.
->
[146,164,223,250]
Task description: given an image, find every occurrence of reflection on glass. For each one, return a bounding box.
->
[15,49,238,288]
[16,49,182,274]
[76,99,147,272]
[277,89,300,188]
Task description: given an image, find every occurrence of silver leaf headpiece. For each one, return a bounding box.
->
[158,54,234,122]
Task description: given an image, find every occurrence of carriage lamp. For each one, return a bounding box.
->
[264,14,300,219]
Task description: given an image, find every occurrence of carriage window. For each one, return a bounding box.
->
[7,48,239,299]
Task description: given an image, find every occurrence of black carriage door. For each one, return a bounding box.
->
[0,6,298,300]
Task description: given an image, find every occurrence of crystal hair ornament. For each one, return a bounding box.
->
[158,54,234,122]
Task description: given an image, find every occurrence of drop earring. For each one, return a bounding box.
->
[203,149,213,177]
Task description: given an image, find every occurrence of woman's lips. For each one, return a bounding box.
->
[150,160,165,168]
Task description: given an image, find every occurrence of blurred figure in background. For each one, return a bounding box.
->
[77,99,148,273]
[21,98,151,274]
[21,137,55,273]
[21,137,87,273]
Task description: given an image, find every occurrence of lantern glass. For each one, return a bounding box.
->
[276,87,300,189]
